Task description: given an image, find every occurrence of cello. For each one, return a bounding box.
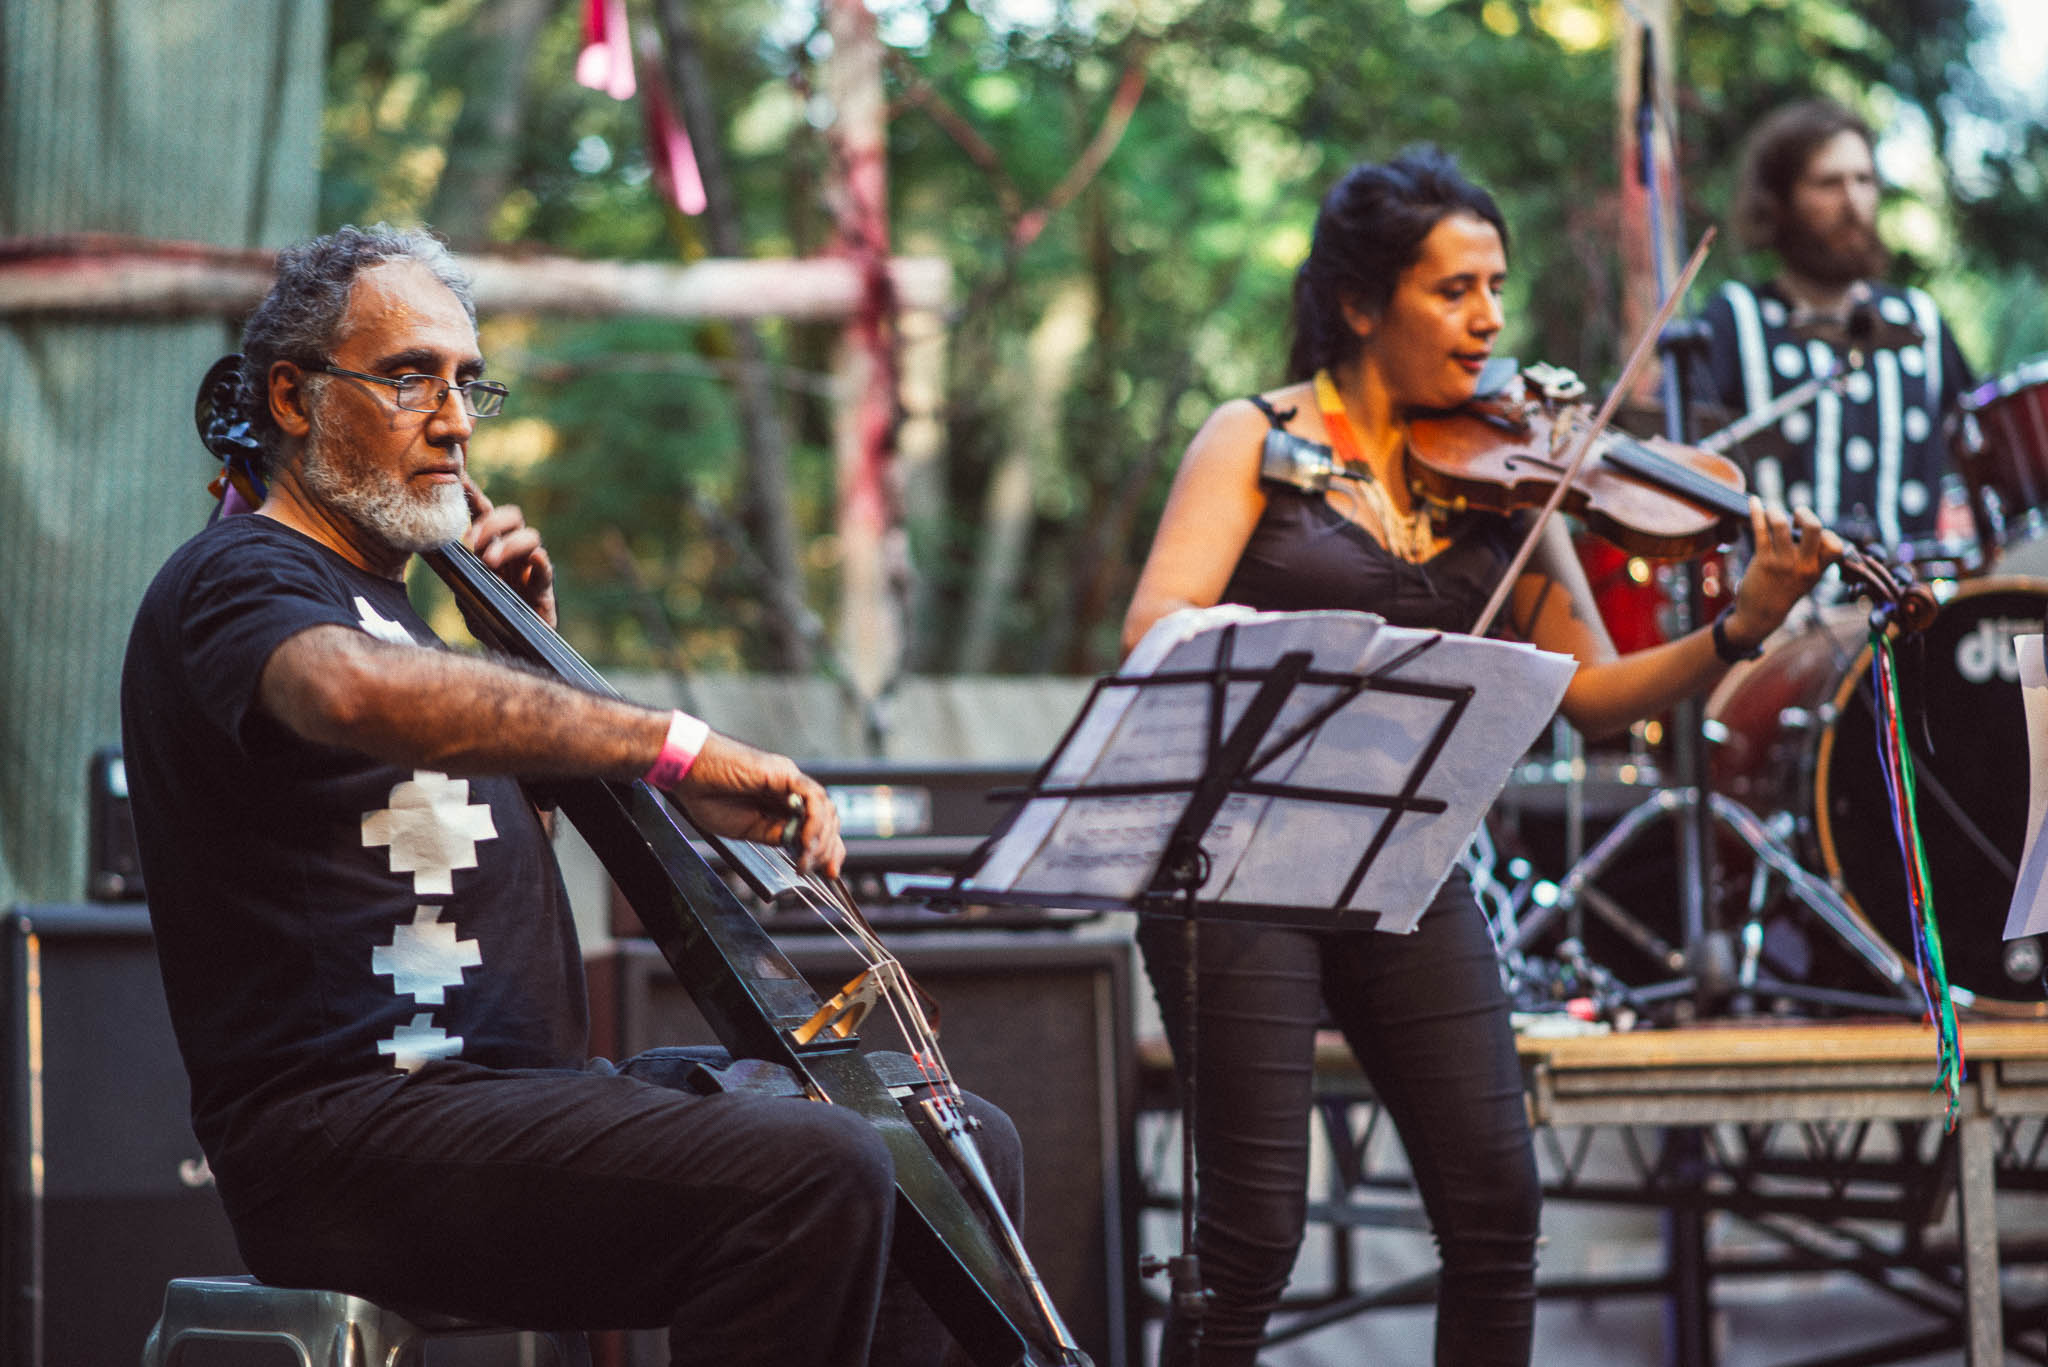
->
[195,356,1090,1367]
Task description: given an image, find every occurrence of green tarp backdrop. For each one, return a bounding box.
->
[1,2,326,908]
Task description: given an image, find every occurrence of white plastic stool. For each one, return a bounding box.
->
[140,1274,592,1367]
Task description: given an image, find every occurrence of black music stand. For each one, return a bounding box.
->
[928,609,1572,1347]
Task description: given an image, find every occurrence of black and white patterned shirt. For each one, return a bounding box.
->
[1698,279,1974,549]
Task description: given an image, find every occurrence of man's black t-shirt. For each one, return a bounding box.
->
[121,516,586,1201]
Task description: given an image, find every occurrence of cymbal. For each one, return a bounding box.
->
[1786,302,1924,355]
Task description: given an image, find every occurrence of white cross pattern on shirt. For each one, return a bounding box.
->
[372,905,483,1004]
[361,771,498,895]
[354,595,416,646]
[378,1012,463,1073]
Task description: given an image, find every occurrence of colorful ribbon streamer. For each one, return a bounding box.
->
[1869,626,1964,1126]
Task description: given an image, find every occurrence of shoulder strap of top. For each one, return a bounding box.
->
[1246,393,1298,429]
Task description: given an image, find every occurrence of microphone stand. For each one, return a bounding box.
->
[1530,29,1922,1367]
[1634,28,1729,1009]
[1635,37,1718,1367]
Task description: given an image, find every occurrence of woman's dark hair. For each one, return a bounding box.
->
[1286,146,1509,382]
[1730,99,1875,252]
[238,223,474,472]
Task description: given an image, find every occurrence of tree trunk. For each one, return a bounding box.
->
[823,0,902,703]
[651,0,811,672]
[428,0,553,247]
[957,277,1097,672]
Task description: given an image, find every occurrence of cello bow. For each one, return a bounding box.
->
[422,539,1090,1367]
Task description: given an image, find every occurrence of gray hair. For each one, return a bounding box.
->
[238,223,475,470]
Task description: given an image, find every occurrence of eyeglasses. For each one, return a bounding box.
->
[306,362,510,418]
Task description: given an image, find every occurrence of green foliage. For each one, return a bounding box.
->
[323,0,2047,679]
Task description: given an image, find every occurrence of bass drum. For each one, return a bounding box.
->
[1707,577,2048,1015]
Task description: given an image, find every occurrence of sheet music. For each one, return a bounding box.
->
[2003,633,2048,940]
[1216,628,1573,927]
[970,608,1363,897]
[967,605,1575,931]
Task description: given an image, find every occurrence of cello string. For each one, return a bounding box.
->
[754,844,965,1100]
[442,538,968,1093]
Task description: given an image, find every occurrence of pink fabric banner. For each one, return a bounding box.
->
[575,0,635,100]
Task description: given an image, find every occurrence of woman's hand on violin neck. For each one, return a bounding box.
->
[1726,499,1842,645]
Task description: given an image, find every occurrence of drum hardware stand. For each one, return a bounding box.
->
[1628,45,1723,1367]
[1563,291,1887,1014]
[1500,784,1921,1016]
[1508,557,1941,1019]
[1695,358,1853,459]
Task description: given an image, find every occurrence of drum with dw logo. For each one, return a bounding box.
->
[1707,577,2048,1013]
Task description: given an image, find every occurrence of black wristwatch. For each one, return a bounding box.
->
[1711,607,1764,664]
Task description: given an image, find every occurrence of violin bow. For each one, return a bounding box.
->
[1468,228,1716,639]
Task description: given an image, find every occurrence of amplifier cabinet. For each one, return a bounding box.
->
[586,928,1141,1367]
[2,905,244,1367]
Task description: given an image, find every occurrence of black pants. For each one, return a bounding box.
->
[220,1049,1022,1367]
[1138,873,1539,1366]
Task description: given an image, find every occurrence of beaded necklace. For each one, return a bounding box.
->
[1312,369,1437,562]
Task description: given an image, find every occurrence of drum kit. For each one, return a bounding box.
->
[1489,350,2048,1022]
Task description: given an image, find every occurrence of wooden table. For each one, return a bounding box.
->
[1517,1021,2048,1366]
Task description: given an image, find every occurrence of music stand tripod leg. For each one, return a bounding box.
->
[1135,649,1315,1347]
[1157,878,1209,1347]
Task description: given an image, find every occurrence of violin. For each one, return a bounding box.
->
[1405,366,1751,562]
[1404,363,1938,632]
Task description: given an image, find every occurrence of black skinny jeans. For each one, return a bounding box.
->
[1138,872,1540,1366]
[219,1048,1022,1367]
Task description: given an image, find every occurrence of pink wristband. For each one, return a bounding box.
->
[644,709,710,789]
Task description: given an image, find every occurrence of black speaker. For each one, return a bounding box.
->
[86,749,146,902]
[586,929,1141,1367]
[2,905,244,1366]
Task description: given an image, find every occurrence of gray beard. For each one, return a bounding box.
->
[300,436,471,554]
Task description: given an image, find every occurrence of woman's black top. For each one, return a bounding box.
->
[1220,484,1521,633]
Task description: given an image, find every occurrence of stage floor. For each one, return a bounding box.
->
[1137,1019,2048,1365]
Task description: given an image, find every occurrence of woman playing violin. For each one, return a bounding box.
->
[1123,147,1838,1366]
